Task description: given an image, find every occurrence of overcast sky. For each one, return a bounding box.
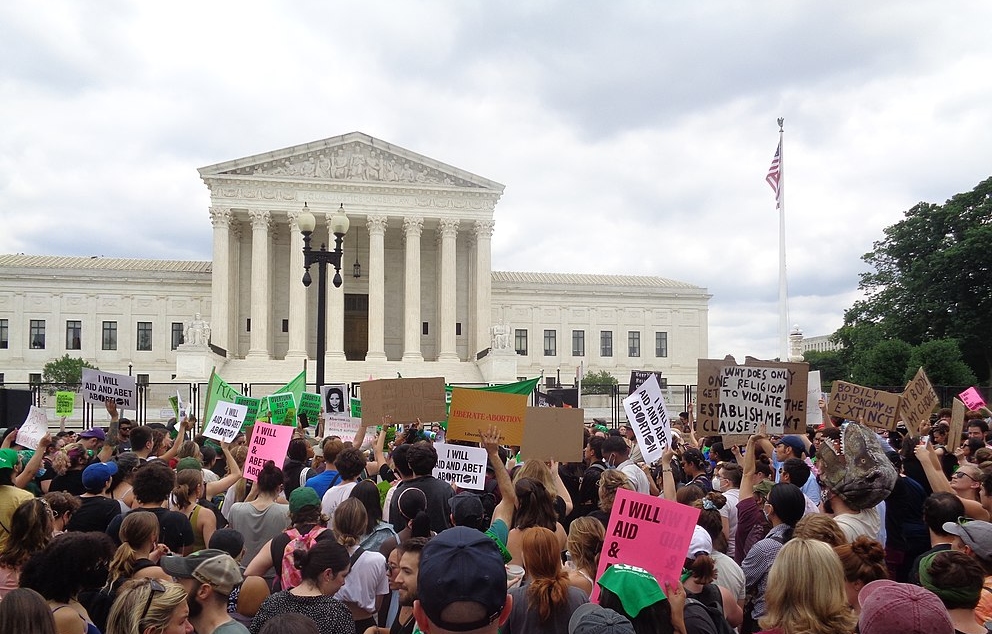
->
[3,1,992,363]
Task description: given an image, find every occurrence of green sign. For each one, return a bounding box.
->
[266,392,297,426]
[55,391,76,417]
[350,397,362,418]
[298,392,322,424]
[236,396,262,429]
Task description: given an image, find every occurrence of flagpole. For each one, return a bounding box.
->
[777,117,789,361]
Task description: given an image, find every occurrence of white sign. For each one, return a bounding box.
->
[323,413,361,438]
[718,365,789,435]
[622,374,671,464]
[320,384,349,414]
[806,370,823,428]
[16,406,49,450]
[433,442,488,491]
[81,368,137,410]
[203,400,248,443]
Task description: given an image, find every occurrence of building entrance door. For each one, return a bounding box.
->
[344,293,368,361]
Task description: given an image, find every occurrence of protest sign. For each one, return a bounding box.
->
[16,406,49,449]
[744,357,810,434]
[54,391,75,418]
[298,392,322,425]
[960,387,987,412]
[323,413,362,438]
[696,358,789,436]
[320,384,348,414]
[621,374,671,464]
[806,370,823,428]
[235,396,261,428]
[591,488,700,602]
[628,370,665,396]
[951,398,966,445]
[360,377,447,425]
[243,422,293,481]
[266,392,296,425]
[81,368,137,410]
[521,406,584,462]
[350,397,361,418]
[827,381,902,430]
[203,401,249,443]
[900,367,939,432]
[433,442,488,491]
[446,388,528,445]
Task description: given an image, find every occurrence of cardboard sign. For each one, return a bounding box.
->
[446,388,528,445]
[16,406,49,449]
[696,358,789,436]
[951,398,966,445]
[621,374,671,464]
[521,406,585,462]
[320,384,349,414]
[54,391,75,418]
[243,422,294,482]
[81,369,137,410]
[266,392,296,425]
[298,392,323,424]
[806,370,823,428]
[591,488,700,602]
[433,442,489,491]
[628,370,665,396]
[901,367,939,432]
[360,377,447,425]
[235,396,262,428]
[323,413,362,438]
[960,387,987,412]
[744,357,809,434]
[827,381,901,430]
[203,401,249,443]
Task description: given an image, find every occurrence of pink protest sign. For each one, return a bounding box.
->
[591,488,700,601]
[243,422,293,482]
[959,387,987,411]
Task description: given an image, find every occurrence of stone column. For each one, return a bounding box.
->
[402,216,424,362]
[228,222,242,357]
[366,215,388,361]
[286,211,307,359]
[208,207,231,353]
[326,213,346,360]
[437,218,459,361]
[246,209,271,359]
[474,220,495,358]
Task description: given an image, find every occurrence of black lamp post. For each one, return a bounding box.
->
[298,202,350,391]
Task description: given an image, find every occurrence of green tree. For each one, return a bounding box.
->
[852,339,913,386]
[803,350,848,385]
[582,369,618,395]
[42,355,97,394]
[843,176,992,383]
[904,339,976,386]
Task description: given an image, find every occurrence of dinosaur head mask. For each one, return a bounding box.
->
[816,422,898,511]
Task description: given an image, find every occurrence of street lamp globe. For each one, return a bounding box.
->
[329,203,350,236]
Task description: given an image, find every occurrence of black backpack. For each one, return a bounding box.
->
[686,583,735,634]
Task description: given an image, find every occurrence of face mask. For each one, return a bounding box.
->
[712,477,722,491]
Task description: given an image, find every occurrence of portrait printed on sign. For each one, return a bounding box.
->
[321,384,348,414]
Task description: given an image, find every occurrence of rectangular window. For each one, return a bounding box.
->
[628,331,641,357]
[281,319,289,333]
[29,320,45,349]
[0,373,4,385]
[102,321,118,351]
[422,322,429,336]
[171,323,184,350]
[0,319,8,349]
[655,331,668,357]
[514,329,528,356]
[544,329,557,356]
[136,322,152,351]
[29,373,41,386]
[65,320,82,350]
[246,319,251,332]
[456,323,462,336]
[572,330,585,356]
[601,331,613,357]
[136,373,150,386]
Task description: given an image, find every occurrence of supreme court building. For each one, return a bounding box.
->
[0,133,710,388]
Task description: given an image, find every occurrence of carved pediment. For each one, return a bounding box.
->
[199,132,504,192]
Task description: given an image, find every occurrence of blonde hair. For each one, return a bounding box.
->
[106,578,187,634]
[759,538,858,634]
[107,512,160,590]
[514,460,559,501]
[566,517,605,575]
[598,469,633,513]
[794,514,846,548]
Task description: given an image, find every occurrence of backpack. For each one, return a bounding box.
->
[473,478,499,527]
[686,594,735,634]
[278,525,329,590]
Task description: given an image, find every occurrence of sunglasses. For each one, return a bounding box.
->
[952,471,978,482]
[139,579,167,622]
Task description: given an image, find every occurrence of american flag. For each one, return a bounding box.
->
[766,141,782,208]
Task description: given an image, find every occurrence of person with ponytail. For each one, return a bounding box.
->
[833,536,888,615]
[249,539,354,634]
[331,498,388,634]
[172,467,216,552]
[377,487,432,559]
[564,517,604,596]
[106,512,171,594]
[504,526,587,633]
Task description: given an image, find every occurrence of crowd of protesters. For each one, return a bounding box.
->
[1,394,992,634]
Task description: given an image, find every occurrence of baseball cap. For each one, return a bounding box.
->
[450,492,485,526]
[79,428,106,441]
[775,436,806,455]
[0,449,18,470]
[175,457,202,472]
[289,486,321,514]
[160,549,243,596]
[417,526,507,632]
[596,564,666,619]
[568,603,635,634]
[81,461,118,491]
[942,519,992,560]
[753,480,774,497]
[687,525,712,558]
[858,579,953,634]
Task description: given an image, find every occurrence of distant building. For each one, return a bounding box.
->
[801,334,842,354]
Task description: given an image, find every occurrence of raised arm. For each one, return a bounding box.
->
[660,446,677,500]
[735,437,757,502]
[205,441,243,497]
[15,434,52,489]
[481,425,515,528]
[549,461,573,516]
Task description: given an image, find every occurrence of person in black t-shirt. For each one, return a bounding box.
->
[67,461,122,533]
[105,461,193,554]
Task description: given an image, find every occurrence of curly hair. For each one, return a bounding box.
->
[132,460,176,505]
[42,491,79,526]
[598,469,633,513]
[834,537,888,588]
[20,532,116,602]
[335,447,368,481]
[0,498,53,568]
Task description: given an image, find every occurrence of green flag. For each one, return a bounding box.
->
[202,368,242,431]
[257,369,308,420]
